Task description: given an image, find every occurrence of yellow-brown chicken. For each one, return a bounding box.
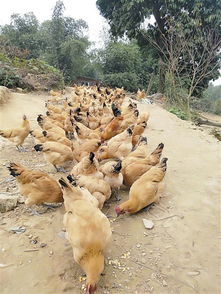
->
[59,177,112,294]
[98,128,133,161]
[42,130,73,149]
[8,163,63,207]
[101,106,123,140]
[119,109,139,131]
[100,160,123,200]
[0,115,30,151]
[37,114,66,137]
[34,142,73,172]
[115,158,168,215]
[74,123,100,140]
[60,176,99,209]
[122,143,164,186]
[132,121,147,147]
[73,174,111,209]
[137,89,146,100]
[29,129,47,143]
[124,136,148,165]
[71,152,103,179]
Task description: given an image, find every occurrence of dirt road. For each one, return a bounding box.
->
[0,92,220,294]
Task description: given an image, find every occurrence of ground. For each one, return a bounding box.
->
[0,92,220,294]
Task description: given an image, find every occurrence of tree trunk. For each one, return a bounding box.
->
[146,73,154,95]
[158,57,165,93]
[196,118,221,128]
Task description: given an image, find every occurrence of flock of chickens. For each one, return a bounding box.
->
[0,85,168,294]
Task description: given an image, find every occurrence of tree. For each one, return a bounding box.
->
[97,0,221,96]
[98,41,157,92]
[1,12,41,58]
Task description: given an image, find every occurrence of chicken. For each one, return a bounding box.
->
[29,129,47,143]
[60,177,112,294]
[137,89,146,100]
[132,121,147,147]
[74,139,102,161]
[98,128,133,161]
[74,123,100,140]
[119,109,139,131]
[37,114,66,137]
[73,174,111,209]
[87,112,100,130]
[122,143,164,186]
[100,160,123,200]
[71,152,103,179]
[124,136,148,164]
[137,112,150,124]
[116,158,168,215]
[42,130,73,149]
[101,107,123,141]
[0,115,30,151]
[8,163,63,207]
[34,142,73,172]
[59,176,99,209]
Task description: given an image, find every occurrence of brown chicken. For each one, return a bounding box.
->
[34,142,73,172]
[137,89,146,100]
[119,109,139,131]
[42,130,73,149]
[8,163,63,207]
[100,160,123,200]
[101,106,123,140]
[115,158,168,215]
[73,174,111,209]
[132,121,147,147]
[37,114,65,136]
[30,129,47,143]
[60,177,112,294]
[71,152,103,179]
[0,115,30,151]
[122,143,164,186]
[98,128,133,161]
[124,136,148,164]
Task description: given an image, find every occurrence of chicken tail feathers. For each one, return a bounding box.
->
[160,157,168,171]
[59,178,68,188]
[67,175,77,186]
[8,162,23,177]
[34,144,43,152]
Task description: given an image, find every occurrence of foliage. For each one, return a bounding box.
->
[97,0,221,111]
[0,1,93,83]
[192,84,221,115]
[99,41,158,92]
[0,52,64,90]
[169,107,188,120]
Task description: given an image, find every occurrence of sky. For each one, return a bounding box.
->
[0,0,220,85]
[0,0,107,46]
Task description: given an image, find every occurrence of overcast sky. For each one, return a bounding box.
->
[0,0,220,84]
[0,0,107,46]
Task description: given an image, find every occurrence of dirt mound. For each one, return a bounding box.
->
[0,86,11,104]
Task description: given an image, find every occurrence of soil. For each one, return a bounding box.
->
[0,92,220,294]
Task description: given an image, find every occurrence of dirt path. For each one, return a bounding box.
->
[0,93,220,294]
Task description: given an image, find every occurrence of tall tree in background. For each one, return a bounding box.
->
[0,12,41,58]
[97,0,221,96]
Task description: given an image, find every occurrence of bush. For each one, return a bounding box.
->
[102,72,139,92]
[0,53,64,90]
[169,107,188,120]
